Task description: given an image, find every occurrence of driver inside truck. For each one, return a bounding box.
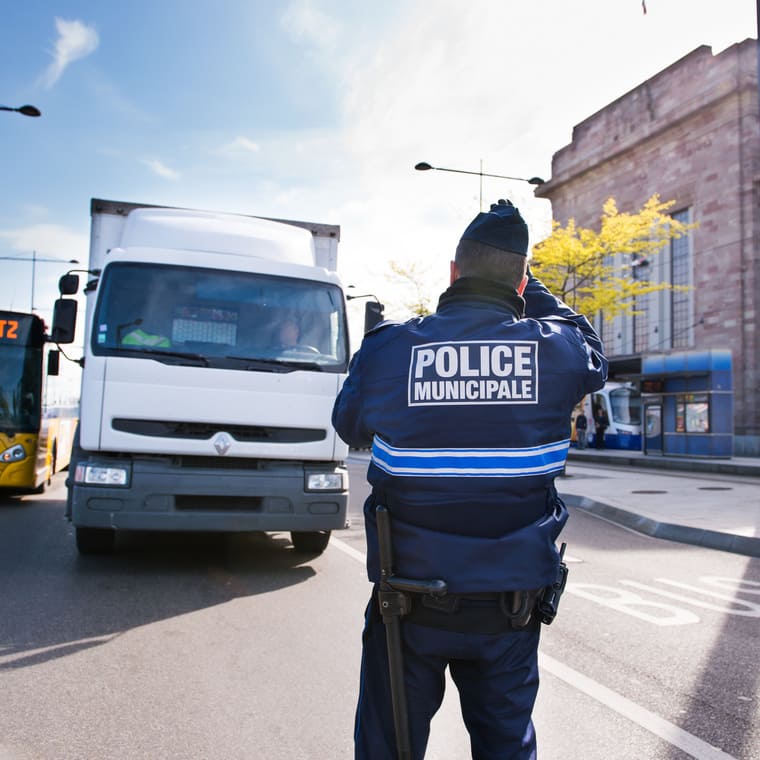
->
[276,316,300,348]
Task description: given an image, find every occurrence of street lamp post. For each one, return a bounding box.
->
[415,161,544,211]
[0,254,79,311]
[0,104,41,117]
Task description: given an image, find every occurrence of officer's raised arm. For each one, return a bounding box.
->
[523,264,608,389]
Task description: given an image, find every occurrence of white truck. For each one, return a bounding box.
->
[52,198,353,555]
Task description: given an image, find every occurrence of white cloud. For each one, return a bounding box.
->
[218,136,261,156]
[328,0,756,307]
[41,18,99,88]
[20,204,50,219]
[230,136,260,153]
[89,73,154,123]
[0,224,87,260]
[142,159,181,180]
[280,0,341,53]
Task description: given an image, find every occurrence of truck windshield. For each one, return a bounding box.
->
[91,263,349,372]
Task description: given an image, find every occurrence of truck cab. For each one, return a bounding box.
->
[54,200,351,555]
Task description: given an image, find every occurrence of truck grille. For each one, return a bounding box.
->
[112,418,325,443]
[175,495,264,511]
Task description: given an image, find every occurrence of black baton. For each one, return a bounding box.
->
[376,506,447,760]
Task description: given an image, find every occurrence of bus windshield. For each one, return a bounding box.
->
[92,263,349,373]
[0,313,44,433]
[608,386,642,425]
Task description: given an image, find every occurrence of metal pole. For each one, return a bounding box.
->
[479,159,483,212]
[31,250,36,311]
[376,506,412,760]
[375,506,447,759]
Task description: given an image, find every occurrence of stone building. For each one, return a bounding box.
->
[535,39,760,456]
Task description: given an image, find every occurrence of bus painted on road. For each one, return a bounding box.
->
[572,381,642,451]
[0,310,78,494]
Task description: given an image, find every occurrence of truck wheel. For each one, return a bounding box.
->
[76,527,116,555]
[290,530,330,555]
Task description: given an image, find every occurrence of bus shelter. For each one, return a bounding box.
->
[640,350,732,458]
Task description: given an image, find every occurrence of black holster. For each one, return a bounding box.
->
[536,542,569,624]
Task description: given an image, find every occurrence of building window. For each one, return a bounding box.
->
[633,291,649,353]
[670,209,692,348]
[631,254,650,353]
[600,311,615,353]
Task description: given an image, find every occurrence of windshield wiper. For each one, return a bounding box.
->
[225,355,324,372]
[119,347,210,366]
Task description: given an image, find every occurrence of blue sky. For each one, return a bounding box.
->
[1,0,756,335]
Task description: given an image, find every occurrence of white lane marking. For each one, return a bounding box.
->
[539,653,736,760]
[330,536,736,759]
[331,536,368,564]
[0,635,116,666]
[621,579,760,617]
[701,577,760,595]
[567,583,700,626]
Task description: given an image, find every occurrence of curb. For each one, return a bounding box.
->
[566,450,760,478]
[563,494,760,559]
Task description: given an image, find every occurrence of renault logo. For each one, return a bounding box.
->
[212,432,233,456]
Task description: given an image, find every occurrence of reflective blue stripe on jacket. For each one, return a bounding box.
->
[332,271,607,593]
[371,436,570,478]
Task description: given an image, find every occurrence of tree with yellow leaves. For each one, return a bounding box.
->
[530,195,696,320]
[387,259,436,317]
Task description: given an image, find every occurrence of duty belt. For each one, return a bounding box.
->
[404,588,542,634]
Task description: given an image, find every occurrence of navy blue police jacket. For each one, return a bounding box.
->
[332,272,608,594]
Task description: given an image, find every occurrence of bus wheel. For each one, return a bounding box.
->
[76,527,115,555]
[290,530,330,555]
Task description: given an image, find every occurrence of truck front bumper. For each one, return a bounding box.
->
[69,455,349,533]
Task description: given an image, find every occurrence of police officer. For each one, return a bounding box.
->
[332,200,607,759]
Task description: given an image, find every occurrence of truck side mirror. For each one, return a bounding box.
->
[51,298,78,344]
[364,301,385,333]
[47,349,61,376]
[59,273,80,295]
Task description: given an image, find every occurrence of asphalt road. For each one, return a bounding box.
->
[0,462,758,760]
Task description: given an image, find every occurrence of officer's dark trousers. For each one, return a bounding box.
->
[354,598,540,760]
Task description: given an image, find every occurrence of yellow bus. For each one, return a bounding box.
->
[0,310,79,495]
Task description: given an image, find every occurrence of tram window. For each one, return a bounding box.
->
[608,387,641,425]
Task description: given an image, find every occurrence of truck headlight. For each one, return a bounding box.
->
[1,444,26,463]
[74,463,130,486]
[305,470,346,492]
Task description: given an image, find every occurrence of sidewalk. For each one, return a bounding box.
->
[567,446,760,478]
[348,447,760,558]
[562,448,760,558]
